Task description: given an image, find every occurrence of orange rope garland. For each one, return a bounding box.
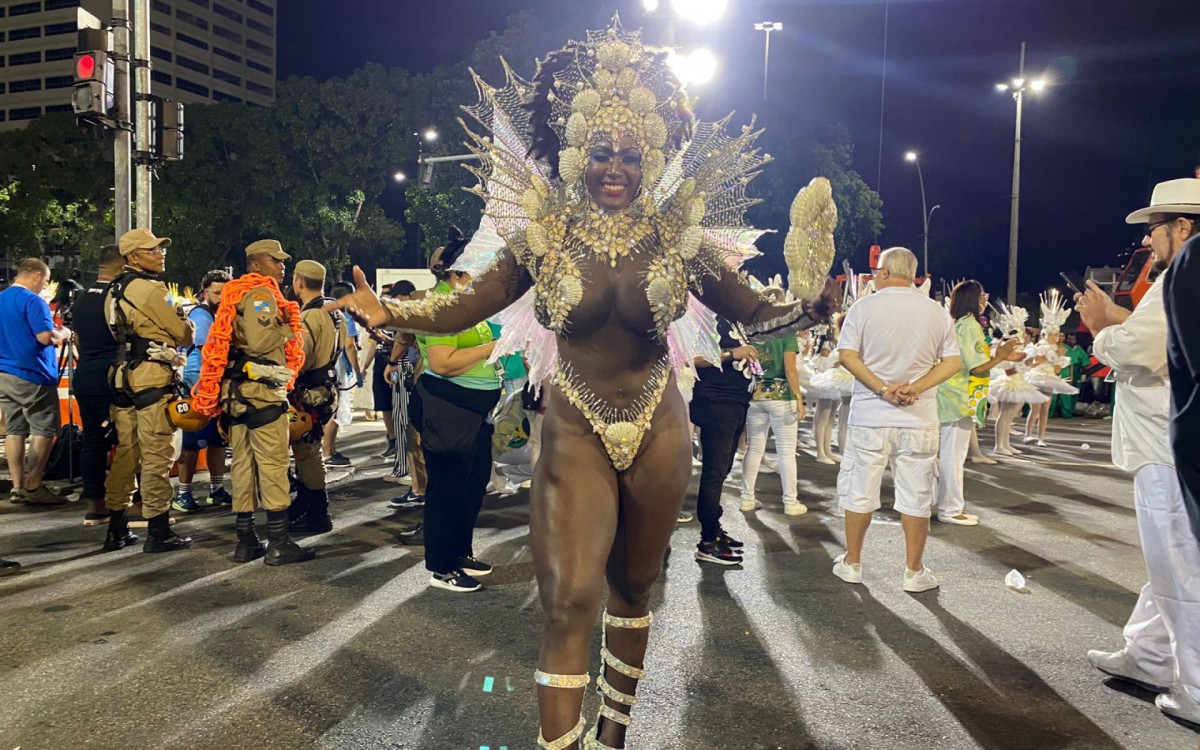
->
[192,273,305,417]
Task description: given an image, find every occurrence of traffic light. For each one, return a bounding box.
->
[72,28,114,121]
[150,96,184,161]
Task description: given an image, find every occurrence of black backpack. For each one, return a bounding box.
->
[43,423,83,481]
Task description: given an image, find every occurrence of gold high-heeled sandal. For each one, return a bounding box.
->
[535,670,590,750]
[585,611,653,749]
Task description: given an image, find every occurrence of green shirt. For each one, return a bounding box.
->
[937,315,990,425]
[752,333,800,401]
[417,281,500,391]
[1061,344,1089,383]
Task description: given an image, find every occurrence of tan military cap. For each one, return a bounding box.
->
[294,259,326,281]
[244,239,290,261]
[118,228,172,257]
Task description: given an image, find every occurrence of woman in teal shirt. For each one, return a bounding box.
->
[416,229,502,593]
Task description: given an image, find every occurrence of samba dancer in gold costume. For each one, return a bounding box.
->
[334,18,837,749]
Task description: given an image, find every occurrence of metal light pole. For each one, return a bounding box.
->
[754,21,783,102]
[996,43,1047,304]
[111,0,132,238]
[905,151,930,277]
[132,0,152,229]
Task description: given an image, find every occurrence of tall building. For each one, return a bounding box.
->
[0,0,276,132]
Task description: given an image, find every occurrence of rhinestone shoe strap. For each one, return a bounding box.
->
[538,716,586,750]
[553,360,671,471]
[603,610,653,629]
[535,670,591,689]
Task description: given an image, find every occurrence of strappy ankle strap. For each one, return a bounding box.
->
[603,610,653,629]
[601,645,647,680]
[597,703,632,727]
[597,674,638,707]
[538,716,586,750]
[535,670,591,689]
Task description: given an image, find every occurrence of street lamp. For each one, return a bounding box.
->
[393,171,406,183]
[642,0,659,11]
[753,21,783,101]
[423,128,438,143]
[996,41,1049,304]
[904,151,937,278]
[670,0,727,25]
[668,48,718,86]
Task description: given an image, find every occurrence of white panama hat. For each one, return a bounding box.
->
[1126,178,1200,224]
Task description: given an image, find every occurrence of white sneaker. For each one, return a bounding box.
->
[1036,440,1047,448]
[740,497,762,512]
[936,513,979,526]
[1086,648,1169,691]
[1156,689,1200,725]
[383,474,413,485]
[832,553,862,584]
[783,501,808,516]
[1022,436,1036,444]
[903,566,939,593]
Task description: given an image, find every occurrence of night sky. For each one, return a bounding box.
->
[279,0,1200,297]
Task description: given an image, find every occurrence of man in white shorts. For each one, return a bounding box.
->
[832,247,961,592]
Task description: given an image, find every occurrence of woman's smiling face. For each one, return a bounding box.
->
[584,134,643,211]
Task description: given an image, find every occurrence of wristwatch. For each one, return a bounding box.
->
[875,385,888,396]
[720,349,732,362]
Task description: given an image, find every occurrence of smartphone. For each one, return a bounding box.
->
[1060,272,1087,295]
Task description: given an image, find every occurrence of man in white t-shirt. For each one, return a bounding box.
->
[832,247,961,592]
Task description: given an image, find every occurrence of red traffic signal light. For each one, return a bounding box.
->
[76,53,97,80]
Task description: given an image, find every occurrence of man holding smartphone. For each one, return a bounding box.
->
[1081,178,1200,726]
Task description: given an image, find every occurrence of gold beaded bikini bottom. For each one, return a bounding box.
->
[552,358,672,471]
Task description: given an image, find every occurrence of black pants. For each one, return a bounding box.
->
[419,379,500,575]
[76,393,114,500]
[692,400,748,541]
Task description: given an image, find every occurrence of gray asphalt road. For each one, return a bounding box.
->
[1,418,1196,750]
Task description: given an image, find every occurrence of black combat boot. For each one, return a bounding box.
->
[290,486,333,534]
[303,489,333,534]
[287,485,310,531]
[102,508,139,551]
[264,510,315,566]
[231,512,266,563]
[142,512,192,553]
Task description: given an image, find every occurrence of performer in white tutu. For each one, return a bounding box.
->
[809,322,854,464]
[1023,290,1078,447]
[988,304,1050,456]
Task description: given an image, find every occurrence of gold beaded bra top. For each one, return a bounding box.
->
[379,18,837,470]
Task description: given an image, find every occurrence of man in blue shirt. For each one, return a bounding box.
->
[174,269,233,513]
[0,259,71,522]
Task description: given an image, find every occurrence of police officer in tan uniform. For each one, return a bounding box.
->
[219,240,315,565]
[103,228,195,553]
[287,259,341,533]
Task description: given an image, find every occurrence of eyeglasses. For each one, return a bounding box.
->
[136,246,168,256]
[1145,219,1176,236]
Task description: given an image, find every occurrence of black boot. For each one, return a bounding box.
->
[264,510,315,566]
[287,485,311,532]
[298,489,333,535]
[142,512,192,553]
[231,512,266,563]
[102,508,139,551]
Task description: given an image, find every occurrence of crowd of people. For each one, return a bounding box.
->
[0,17,1197,746]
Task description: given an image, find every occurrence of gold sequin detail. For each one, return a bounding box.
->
[553,358,670,471]
[535,670,591,689]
